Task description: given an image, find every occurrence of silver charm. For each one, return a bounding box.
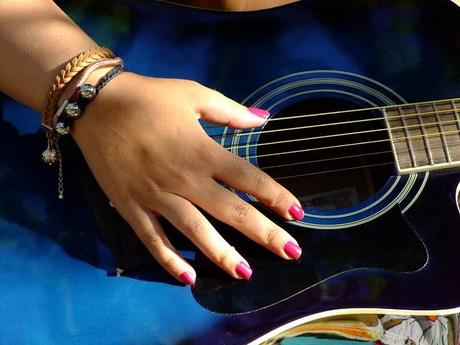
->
[55,122,70,136]
[41,148,58,165]
[80,84,97,99]
[64,102,81,118]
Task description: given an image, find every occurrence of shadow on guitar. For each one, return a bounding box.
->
[0,112,193,285]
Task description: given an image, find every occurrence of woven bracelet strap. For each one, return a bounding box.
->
[53,64,125,133]
[41,46,115,131]
[53,57,124,124]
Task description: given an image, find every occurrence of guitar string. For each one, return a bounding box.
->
[243,128,460,160]
[204,99,460,177]
[270,98,460,122]
[271,148,454,181]
[202,96,460,130]
[260,143,455,175]
[220,117,460,151]
[261,150,393,170]
[273,161,395,181]
[207,107,460,140]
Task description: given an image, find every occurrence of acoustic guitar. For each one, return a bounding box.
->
[1,0,460,344]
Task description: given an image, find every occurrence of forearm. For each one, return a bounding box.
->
[0,0,97,113]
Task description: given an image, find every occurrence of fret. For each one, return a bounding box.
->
[384,107,415,171]
[452,100,460,131]
[383,108,404,171]
[398,106,418,167]
[433,102,452,163]
[440,100,460,162]
[400,105,431,167]
[385,99,460,174]
[416,102,445,165]
[432,102,452,162]
[414,104,434,165]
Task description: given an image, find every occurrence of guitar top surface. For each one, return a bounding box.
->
[1,1,460,344]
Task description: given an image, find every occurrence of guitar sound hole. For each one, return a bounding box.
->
[257,98,395,210]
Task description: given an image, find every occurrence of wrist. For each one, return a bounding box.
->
[71,71,137,147]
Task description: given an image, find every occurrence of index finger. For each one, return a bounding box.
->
[212,142,304,221]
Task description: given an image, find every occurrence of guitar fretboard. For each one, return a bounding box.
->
[385,99,460,174]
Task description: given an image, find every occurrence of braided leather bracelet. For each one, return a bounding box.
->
[41,47,115,131]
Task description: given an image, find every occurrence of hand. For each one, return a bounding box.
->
[72,72,304,285]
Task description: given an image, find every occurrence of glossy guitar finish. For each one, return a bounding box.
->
[1,1,460,344]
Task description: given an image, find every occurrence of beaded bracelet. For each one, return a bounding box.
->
[53,64,124,136]
[42,47,116,131]
[52,57,124,127]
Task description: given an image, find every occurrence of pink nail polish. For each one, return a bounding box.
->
[179,272,195,286]
[248,107,270,118]
[289,203,304,220]
[235,261,253,280]
[284,241,302,260]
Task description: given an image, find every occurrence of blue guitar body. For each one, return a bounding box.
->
[2,1,460,344]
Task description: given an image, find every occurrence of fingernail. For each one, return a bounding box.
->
[235,261,253,280]
[179,271,195,286]
[289,203,304,220]
[248,107,270,118]
[284,241,302,260]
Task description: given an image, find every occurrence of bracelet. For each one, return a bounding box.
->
[40,47,123,199]
[42,65,124,199]
[53,65,124,135]
[41,47,116,131]
[52,58,124,134]
[53,57,124,121]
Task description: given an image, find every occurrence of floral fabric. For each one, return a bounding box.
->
[264,314,459,345]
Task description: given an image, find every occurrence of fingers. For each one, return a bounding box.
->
[122,206,197,285]
[197,87,270,129]
[190,179,303,261]
[157,193,253,280]
[194,85,304,219]
[211,142,304,221]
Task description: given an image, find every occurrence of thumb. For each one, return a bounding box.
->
[198,89,270,129]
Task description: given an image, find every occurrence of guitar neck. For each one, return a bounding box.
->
[385,98,460,174]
